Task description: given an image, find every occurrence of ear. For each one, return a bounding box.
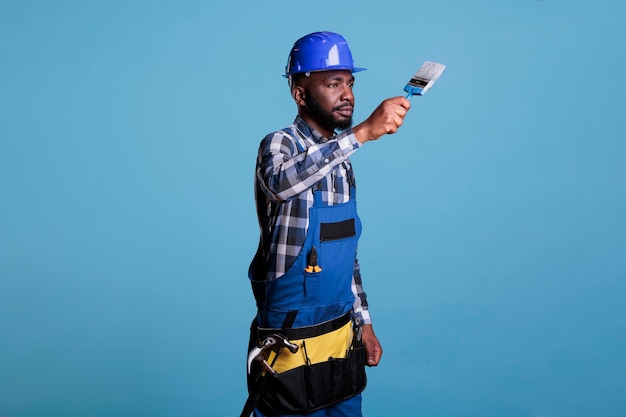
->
[293,86,306,106]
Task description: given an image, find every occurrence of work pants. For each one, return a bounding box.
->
[254,394,362,417]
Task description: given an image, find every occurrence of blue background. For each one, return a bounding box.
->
[1,1,625,416]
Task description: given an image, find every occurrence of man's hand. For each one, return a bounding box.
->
[353,96,411,144]
[361,324,383,366]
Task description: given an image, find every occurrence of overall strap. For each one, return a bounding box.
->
[284,125,307,153]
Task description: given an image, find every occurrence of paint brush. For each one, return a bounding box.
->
[403,61,446,98]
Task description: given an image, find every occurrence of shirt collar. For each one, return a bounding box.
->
[294,116,329,144]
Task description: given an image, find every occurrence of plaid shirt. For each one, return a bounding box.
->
[252,116,371,324]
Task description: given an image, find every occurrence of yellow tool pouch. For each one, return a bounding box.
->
[267,317,352,373]
[251,312,367,415]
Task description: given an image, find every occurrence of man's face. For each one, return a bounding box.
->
[302,70,355,132]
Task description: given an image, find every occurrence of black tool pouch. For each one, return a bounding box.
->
[255,345,367,415]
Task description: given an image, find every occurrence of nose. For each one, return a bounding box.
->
[341,84,354,102]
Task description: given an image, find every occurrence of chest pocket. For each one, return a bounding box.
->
[320,218,356,241]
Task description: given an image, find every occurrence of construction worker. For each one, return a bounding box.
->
[247,31,410,417]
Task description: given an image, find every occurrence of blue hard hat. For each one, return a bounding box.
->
[284,31,366,77]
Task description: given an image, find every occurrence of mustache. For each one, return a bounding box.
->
[332,104,353,111]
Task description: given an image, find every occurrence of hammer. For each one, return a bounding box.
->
[240,334,299,417]
[247,334,299,375]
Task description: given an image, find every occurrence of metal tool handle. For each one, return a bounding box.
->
[240,334,300,417]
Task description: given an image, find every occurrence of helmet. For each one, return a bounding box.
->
[284,31,366,77]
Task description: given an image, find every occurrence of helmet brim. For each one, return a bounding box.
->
[283,66,367,78]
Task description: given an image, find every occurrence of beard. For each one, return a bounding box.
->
[305,94,353,132]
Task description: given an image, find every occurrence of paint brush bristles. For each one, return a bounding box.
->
[404,61,446,98]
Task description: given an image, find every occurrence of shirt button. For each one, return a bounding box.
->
[324,158,329,163]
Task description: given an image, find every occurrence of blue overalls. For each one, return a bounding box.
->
[249,133,366,417]
[259,184,362,329]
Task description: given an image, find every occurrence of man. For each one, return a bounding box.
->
[247,31,410,417]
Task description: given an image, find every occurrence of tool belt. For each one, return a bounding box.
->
[249,312,367,414]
